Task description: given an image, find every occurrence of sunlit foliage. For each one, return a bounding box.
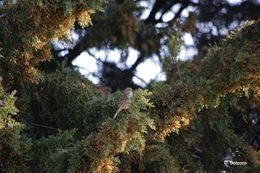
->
[0,0,259,172]
[0,0,104,83]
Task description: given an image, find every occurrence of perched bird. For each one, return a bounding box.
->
[0,100,4,107]
[113,87,133,119]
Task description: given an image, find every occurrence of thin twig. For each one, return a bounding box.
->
[28,122,61,132]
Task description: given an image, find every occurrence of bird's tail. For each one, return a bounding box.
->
[113,108,121,119]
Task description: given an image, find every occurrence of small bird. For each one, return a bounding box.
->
[0,100,4,107]
[113,87,133,119]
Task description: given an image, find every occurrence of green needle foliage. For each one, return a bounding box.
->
[0,82,32,173]
[0,1,259,172]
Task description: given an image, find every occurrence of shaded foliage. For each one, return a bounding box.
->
[0,0,259,173]
[49,0,260,90]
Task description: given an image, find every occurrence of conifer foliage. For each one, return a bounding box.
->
[0,0,259,172]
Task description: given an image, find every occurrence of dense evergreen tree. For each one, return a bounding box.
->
[48,0,260,90]
[0,0,259,173]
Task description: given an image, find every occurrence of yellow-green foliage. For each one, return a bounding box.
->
[18,26,258,171]
[0,1,259,172]
[0,0,105,83]
[0,87,18,129]
[151,19,260,141]
[84,89,155,173]
[0,83,32,173]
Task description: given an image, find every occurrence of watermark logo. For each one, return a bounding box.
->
[224,160,247,167]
